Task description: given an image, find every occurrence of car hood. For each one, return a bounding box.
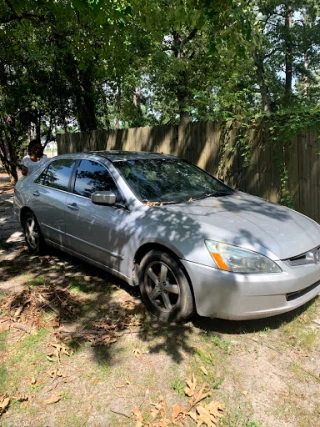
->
[159,192,320,260]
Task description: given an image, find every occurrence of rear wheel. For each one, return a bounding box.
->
[139,250,194,322]
[23,212,46,254]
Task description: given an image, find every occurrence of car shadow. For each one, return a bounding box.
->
[1,244,318,365]
[191,298,318,335]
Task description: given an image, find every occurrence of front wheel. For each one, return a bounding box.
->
[139,250,194,322]
[23,212,46,254]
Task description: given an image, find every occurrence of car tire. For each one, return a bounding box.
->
[23,212,46,254]
[139,250,194,322]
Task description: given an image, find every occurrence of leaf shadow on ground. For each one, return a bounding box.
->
[1,242,317,369]
[0,245,197,365]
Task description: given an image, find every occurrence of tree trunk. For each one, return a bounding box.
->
[177,71,190,124]
[172,31,191,124]
[76,67,97,132]
[285,4,293,101]
[254,51,270,113]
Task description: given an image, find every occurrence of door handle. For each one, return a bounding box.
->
[67,203,79,211]
[33,191,40,197]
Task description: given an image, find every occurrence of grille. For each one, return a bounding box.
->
[286,281,320,301]
[288,246,320,266]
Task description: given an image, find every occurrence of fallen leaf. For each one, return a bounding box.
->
[185,374,197,397]
[12,395,28,402]
[44,395,61,405]
[188,409,198,422]
[241,390,248,396]
[189,382,211,407]
[151,396,167,420]
[196,405,216,426]
[133,348,142,357]
[49,321,60,327]
[0,397,10,414]
[132,407,144,426]
[200,366,209,376]
[14,305,25,318]
[47,354,55,362]
[205,400,225,418]
[47,369,64,378]
[51,343,70,356]
[171,403,188,421]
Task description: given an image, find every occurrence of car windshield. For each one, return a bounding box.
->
[115,158,234,204]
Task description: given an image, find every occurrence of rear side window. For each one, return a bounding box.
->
[73,159,119,199]
[36,159,76,191]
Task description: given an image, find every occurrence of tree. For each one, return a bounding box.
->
[0,0,136,179]
[251,0,320,111]
[1,0,320,183]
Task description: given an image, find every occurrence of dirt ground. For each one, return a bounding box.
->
[0,171,320,427]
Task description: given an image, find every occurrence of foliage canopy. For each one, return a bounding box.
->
[0,0,320,180]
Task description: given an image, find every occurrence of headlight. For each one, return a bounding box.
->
[205,240,281,274]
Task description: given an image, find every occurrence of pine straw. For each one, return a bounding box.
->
[0,285,81,324]
[0,284,147,346]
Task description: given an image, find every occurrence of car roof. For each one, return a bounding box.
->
[88,150,177,163]
[54,150,178,163]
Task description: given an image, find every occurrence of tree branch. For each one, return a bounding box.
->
[2,0,45,24]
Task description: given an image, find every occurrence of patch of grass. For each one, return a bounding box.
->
[96,363,111,381]
[242,421,263,427]
[0,331,49,398]
[275,388,319,427]
[81,300,99,316]
[280,321,319,352]
[259,326,272,335]
[2,327,51,388]
[290,361,319,384]
[65,338,83,352]
[28,275,46,287]
[94,347,111,380]
[0,366,8,393]
[68,277,90,294]
[0,329,9,351]
[170,376,185,396]
[188,340,226,391]
[211,335,233,354]
[58,391,72,400]
[194,346,213,363]
[220,403,262,427]
[18,327,48,353]
[68,276,115,296]
[0,331,9,393]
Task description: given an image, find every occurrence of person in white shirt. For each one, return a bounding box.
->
[21,140,48,176]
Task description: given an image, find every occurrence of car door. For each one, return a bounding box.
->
[64,159,129,274]
[32,158,76,246]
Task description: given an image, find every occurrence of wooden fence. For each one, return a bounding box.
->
[57,121,320,223]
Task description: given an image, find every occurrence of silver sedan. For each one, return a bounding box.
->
[14,151,320,321]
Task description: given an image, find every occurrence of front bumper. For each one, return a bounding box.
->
[181,259,320,320]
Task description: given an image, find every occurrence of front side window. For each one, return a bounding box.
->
[73,159,119,199]
[36,159,76,191]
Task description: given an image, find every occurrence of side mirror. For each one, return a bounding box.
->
[91,191,117,205]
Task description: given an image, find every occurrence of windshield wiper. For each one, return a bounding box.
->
[212,191,233,197]
[188,191,233,202]
[142,199,178,206]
